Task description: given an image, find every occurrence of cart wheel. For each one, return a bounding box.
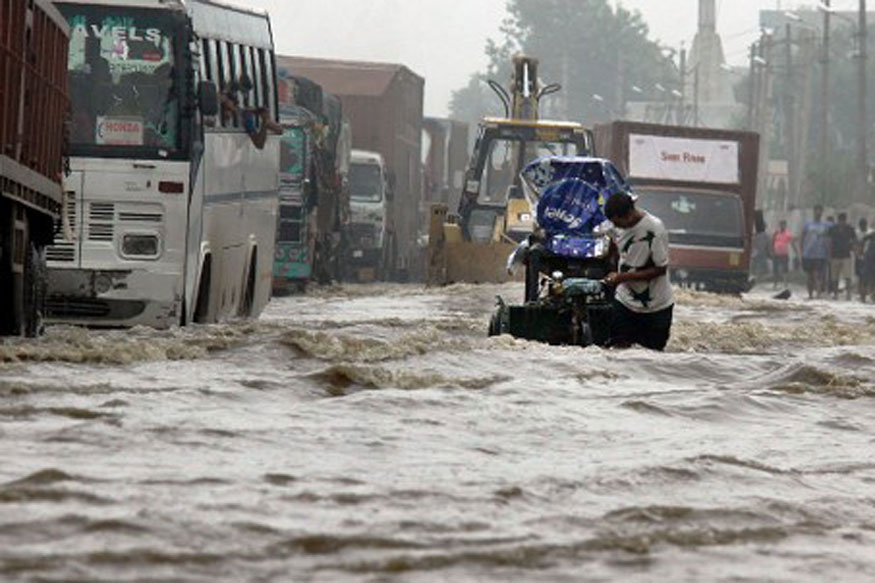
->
[488,311,501,337]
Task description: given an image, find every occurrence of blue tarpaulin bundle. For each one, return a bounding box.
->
[520,156,630,258]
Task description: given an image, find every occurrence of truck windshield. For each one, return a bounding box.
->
[350,163,383,202]
[58,4,184,158]
[479,138,580,204]
[280,128,306,191]
[637,188,745,246]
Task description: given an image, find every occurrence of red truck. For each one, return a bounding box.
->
[595,122,760,294]
[0,0,70,335]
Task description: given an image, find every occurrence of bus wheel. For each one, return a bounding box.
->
[193,256,212,324]
[240,250,257,317]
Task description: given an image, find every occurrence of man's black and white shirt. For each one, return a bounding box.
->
[610,212,674,313]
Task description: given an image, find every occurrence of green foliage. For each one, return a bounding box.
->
[449,0,678,126]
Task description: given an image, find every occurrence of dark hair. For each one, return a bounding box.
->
[605,191,635,220]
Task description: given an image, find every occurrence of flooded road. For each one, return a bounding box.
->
[2,282,875,582]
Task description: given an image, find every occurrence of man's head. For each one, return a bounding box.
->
[814,204,824,221]
[779,219,787,231]
[861,217,869,232]
[838,212,848,224]
[605,191,638,228]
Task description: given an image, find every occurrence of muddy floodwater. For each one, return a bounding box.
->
[1,283,874,582]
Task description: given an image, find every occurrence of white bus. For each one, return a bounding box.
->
[45,0,280,327]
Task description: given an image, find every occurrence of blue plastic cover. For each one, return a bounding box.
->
[520,157,630,259]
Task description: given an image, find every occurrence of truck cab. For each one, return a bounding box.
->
[273,120,313,294]
[347,149,389,280]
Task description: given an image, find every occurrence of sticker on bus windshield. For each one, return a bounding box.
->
[96,117,144,146]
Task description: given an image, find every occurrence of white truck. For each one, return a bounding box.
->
[346,150,390,281]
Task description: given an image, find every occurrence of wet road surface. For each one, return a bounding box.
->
[1,283,874,582]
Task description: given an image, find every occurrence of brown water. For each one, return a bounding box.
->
[2,283,875,582]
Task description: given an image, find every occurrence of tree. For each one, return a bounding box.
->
[449,0,678,125]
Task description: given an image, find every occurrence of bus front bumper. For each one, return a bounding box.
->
[46,268,183,328]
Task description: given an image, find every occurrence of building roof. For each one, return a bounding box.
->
[275,55,423,98]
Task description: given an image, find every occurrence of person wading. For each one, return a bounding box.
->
[602,191,675,351]
[800,205,831,299]
[828,212,857,300]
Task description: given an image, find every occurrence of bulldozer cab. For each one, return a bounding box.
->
[459,119,593,244]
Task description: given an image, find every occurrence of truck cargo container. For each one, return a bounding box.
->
[594,122,760,293]
[0,0,70,335]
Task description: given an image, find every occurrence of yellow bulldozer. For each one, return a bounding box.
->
[427,56,594,285]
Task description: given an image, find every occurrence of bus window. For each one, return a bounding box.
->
[249,46,263,109]
[200,39,210,81]
[219,41,236,127]
[265,52,277,121]
[257,49,269,113]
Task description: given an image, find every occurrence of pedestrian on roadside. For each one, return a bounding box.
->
[828,212,857,300]
[857,218,872,300]
[772,219,798,289]
[800,205,831,299]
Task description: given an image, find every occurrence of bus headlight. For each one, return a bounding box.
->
[122,235,160,257]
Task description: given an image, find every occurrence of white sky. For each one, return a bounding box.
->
[236,1,861,116]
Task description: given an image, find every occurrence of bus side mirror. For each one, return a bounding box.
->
[198,81,219,117]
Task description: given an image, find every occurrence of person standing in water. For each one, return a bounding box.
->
[800,205,831,299]
[602,191,674,351]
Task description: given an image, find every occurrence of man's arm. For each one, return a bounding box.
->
[604,266,666,287]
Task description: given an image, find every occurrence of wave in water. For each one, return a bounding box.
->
[669,317,875,354]
[307,364,510,395]
[0,324,262,365]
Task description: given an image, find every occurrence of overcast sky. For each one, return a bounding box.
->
[240,1,861,116]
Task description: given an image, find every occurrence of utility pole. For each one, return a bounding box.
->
[821,0,831,163]
[795,31,817,209]
[679,47,687,125]
[858,0,868,201]
[747,42,758,130]
[756,33,774,204]
[785,23,796,211]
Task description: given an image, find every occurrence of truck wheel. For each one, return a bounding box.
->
[239,250,256,317]
[22,242,47,337]
[488,310,501,336]
[193,256,212,324]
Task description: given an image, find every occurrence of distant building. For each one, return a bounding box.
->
[626,0,742,129]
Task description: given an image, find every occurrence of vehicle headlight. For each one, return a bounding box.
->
[122,235,159,257]
[518,213,532,222]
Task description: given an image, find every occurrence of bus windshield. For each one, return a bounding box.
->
[349,163,383,202]
[59,4,184,157]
